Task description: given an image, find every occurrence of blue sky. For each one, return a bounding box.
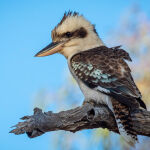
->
[1,0,150,150]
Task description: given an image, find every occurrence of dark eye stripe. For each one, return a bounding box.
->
[76,27,87,38]
[61,27,87,39]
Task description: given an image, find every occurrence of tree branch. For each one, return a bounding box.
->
[10,103,150,138]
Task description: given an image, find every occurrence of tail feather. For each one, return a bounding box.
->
[116,118,138,147]
[111,99,138,147]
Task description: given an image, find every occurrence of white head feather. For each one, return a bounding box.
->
[52,12,104,58]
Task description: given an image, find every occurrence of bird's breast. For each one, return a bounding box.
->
[67,59,112,107]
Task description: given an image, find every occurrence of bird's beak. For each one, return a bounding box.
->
[35,41,65,57]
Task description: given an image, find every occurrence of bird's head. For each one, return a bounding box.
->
[35,11,103,58]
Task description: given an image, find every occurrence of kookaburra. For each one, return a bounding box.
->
[35,11,146,146]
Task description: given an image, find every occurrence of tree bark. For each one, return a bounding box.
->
[10,103,150,138]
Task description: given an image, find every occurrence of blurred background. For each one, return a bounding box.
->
[1,0,150,150]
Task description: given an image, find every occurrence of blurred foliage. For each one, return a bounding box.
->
[33,5,150,150]
[107,4,150,108]
[137,73,150,107]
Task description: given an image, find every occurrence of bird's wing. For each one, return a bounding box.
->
[71,46,146,109]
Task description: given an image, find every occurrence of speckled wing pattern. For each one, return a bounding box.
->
[71,46,146,109]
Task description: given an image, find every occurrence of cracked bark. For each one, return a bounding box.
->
[10,103,150,138]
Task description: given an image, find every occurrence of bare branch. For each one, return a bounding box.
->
[10,103,150,138]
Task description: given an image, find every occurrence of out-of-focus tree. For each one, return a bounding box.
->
[33,5,150,150]
[107,4,150,108]
[107,5,150,150]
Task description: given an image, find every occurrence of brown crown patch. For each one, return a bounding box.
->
[60,11,79,25]
[57,11,79,28]
[52,11,80,40]
[51,11,99,40]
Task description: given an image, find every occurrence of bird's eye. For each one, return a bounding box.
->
[65,32,72,38]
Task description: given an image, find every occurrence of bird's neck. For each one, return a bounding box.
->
[61,36,104,59]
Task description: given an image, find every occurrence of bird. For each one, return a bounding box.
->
[35,11,146,146]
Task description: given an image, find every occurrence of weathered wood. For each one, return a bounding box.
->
[10,103,150,138]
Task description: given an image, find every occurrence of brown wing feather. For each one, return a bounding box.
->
[71,46,146,109]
